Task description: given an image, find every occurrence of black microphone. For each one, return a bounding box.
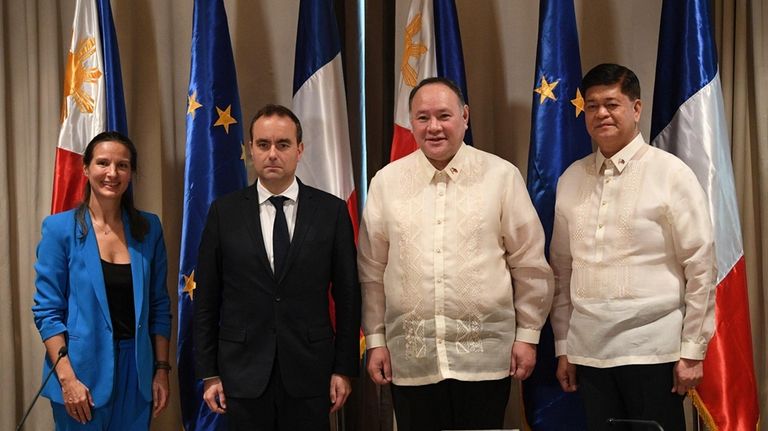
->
[16,346,68,431]
[607,418,664,431]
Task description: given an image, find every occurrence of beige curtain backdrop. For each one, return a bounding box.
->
[2,1,764,430]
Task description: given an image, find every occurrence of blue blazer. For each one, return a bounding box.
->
[32,208,172,407]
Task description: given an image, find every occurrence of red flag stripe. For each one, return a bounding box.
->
[51,147,86,214]
[390,124,418,162]
[691,257,759,430]
[346,190,359,240]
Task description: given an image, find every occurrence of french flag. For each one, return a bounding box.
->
[52,0,126,214]
[390,0,471,162]
[293,0,361,351]
[292,0,358,233]
[651,0,759,428]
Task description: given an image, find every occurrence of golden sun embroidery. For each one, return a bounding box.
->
[61,37,102,122]
[400,13,429,87]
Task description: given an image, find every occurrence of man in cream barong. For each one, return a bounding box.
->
[551,63,716,430]
[358,77,554,431]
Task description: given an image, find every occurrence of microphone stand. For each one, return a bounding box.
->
[16,346,68,431]
[607,418,665,431]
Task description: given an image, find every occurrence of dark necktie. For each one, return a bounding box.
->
[269,196,290,276]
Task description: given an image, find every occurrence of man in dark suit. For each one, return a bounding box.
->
[194,104,361,430]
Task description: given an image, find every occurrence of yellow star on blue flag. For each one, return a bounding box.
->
[571,88,585,117]
[534,76,559,104]
[214,104,237,134]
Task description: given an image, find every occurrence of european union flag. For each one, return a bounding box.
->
[177,0,247,429]
[524,0,591,429]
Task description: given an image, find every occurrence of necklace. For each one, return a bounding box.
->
[89,209,120,236]
[91,219,112,235]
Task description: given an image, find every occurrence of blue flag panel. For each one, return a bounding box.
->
[293,0,342,95]
[177,0,248,429]
[433,0,473,145]
[95,0,127,135]
[650,0,718,141]
[524,0,591,429]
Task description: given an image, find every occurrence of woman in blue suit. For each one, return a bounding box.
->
[33,132,172,430]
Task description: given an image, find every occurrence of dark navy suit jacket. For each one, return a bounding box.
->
[194,180,361,398]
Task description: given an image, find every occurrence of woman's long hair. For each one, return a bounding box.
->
[75,131,148,242]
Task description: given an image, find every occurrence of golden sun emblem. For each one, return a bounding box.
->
[60,37,103,122]
[400,13,429,87]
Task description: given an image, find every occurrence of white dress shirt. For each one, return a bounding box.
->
[358,144,554,385]
[550,134,716,368]
[257,178,299,272]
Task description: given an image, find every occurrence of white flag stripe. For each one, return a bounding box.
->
[293,54,355,200]
[57,0,105,155]
[394,0,436,130]
[652,72,742,284]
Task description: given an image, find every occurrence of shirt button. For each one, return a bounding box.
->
[439,191,445,196]
[275,297,281,302]
[436,248,441,253]
[598,224,604,229]
[437,219,442,224]
[601,201,607,206]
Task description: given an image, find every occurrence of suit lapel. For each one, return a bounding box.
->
[277,181,317,283]
[81,211,112,326]
[243,185,273,275]
[123,212,145,325]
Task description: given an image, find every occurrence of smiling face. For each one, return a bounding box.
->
[83,140,133,202]
[409,82,469,170]
[250,114,304,194]
[584,83,642,158]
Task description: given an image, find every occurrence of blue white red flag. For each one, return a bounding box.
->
[651,0,759,428]
[293,0,364,354]
[292,0,358,233]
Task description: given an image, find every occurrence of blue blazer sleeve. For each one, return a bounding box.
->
[145,213,172,339]
[32,213,72,341]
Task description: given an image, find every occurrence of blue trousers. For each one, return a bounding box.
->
[51,339,151,431]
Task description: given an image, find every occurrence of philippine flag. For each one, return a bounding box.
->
[390,0,471,162]
[52,0,127,213]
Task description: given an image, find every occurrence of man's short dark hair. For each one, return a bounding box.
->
[249,104,303,143]
[408,77,466,111]
[581,63,641,101]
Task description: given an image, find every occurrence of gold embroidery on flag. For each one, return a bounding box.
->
[400,13,428,87]
[61,37,102,122]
